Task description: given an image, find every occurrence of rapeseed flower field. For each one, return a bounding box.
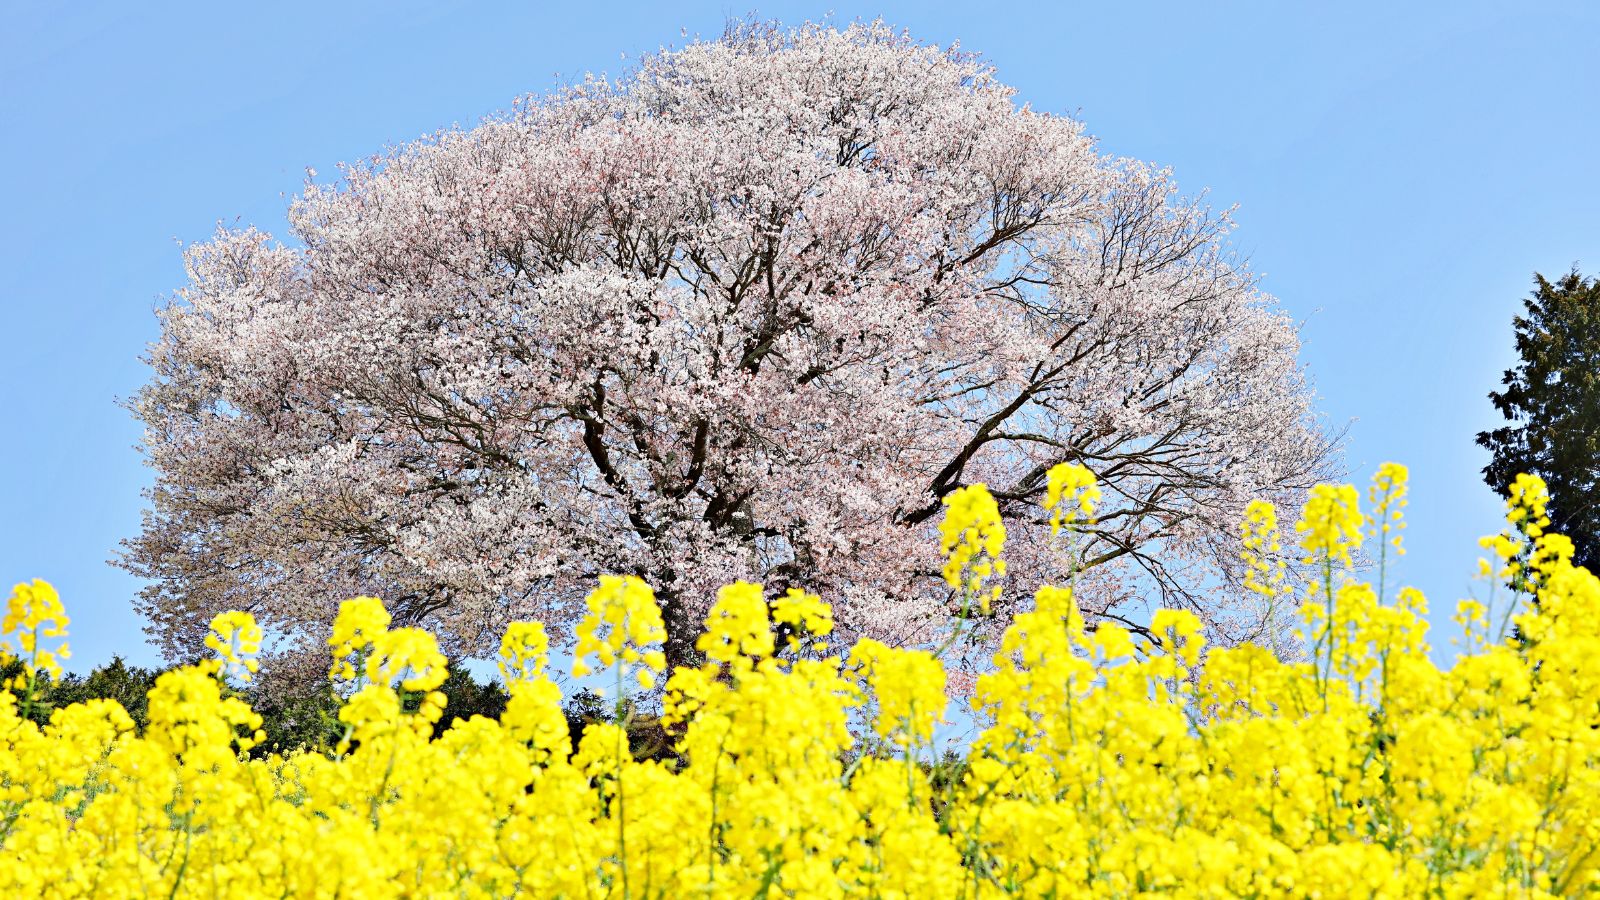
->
[1,465,1596,897]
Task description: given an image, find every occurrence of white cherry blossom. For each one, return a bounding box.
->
[123,21,1333,677]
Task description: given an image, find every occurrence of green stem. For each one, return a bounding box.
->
[614,659,631,900]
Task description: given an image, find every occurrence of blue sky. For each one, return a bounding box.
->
[3,1,1596,671]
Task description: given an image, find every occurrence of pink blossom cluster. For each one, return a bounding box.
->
[124,21,1333,680]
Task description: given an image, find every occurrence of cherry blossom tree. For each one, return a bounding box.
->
[123,20,1334,677]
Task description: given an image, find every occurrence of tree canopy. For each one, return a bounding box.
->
[123,21,1332,678]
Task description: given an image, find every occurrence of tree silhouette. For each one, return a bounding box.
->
[1479,269,1600,570]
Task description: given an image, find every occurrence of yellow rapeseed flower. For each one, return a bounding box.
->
[939,483,1007,614]
[572,575,667,686]
[0,469,1596,898]
[1043,461,1100,534]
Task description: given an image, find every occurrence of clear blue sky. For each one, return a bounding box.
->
[3,1,1596,671]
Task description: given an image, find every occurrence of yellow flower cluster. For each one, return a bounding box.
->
[1478,471,1569,593]
[1367,461,1409,557]
[1,580,69,693]
[771,586,833,653]
[848,638,947,747]
[3,469,1600,897]
[324,597,451,750]
[498,620,550,684]
[1240,499,1286,599]
[940,483,1008,614]
[574,574,668,689]
[144,662,265,759]
[327,594,391,681]
[1044,461,1101,534]
[696,581,776,668]
[1295,482,1364,568]
[203,609,263,682]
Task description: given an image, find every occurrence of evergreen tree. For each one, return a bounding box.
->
[1478,269,1600,569]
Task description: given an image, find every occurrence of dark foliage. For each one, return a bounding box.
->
[1479,269,1600,571]
[3,656,674,760]
[2,655,162,728]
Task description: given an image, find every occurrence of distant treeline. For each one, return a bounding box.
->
[2,656,674,760]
